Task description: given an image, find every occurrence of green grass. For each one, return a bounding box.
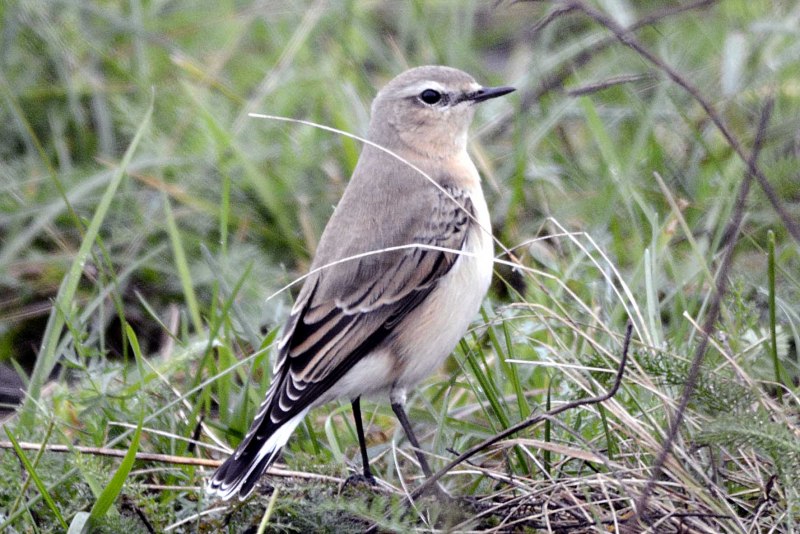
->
[1,0,799,532]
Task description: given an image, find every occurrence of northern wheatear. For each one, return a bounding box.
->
[207,66,514,500]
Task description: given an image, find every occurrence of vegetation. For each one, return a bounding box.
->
[1,0,798,531]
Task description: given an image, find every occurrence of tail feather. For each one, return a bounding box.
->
[206,408,309,501]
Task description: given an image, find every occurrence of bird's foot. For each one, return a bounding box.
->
[340,473,378,492]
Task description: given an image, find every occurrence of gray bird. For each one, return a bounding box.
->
[207,65,514,500]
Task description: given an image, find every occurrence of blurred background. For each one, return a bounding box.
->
[1,0,799,531]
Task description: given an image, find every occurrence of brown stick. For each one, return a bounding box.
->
[0,440,344,484]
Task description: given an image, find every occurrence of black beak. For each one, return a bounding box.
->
[466,85,516,103]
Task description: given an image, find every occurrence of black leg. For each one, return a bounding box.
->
[391,400,434,479]
[351,397,374,480]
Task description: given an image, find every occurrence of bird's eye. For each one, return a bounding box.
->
[419,89,442,105]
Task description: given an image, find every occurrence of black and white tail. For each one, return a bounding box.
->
[206,403,309,501]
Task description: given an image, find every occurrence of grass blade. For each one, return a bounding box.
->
[4,426,69,530]
[767,230,784,397]
[83,324,147,531]
[163,192,204,335]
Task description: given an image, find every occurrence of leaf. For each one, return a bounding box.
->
[67,512,90,534]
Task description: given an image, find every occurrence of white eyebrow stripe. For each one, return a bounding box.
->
[397,80,447,98]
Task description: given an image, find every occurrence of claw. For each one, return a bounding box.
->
[340,473,378,492]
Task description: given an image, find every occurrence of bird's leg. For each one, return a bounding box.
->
[389,388,460,502]
[390,400,434,479]
[352,396,374,479]
[342,396,376,488]
[390,393,454,502]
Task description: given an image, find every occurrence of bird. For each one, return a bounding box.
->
[207,65,514,501]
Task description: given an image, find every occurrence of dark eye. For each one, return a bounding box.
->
[419,89,442,105]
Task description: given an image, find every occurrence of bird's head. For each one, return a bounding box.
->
[368,66,514,159]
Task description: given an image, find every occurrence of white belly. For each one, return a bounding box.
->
[392,190,493,388]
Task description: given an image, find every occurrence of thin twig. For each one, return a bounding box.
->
[0,440,344,484]
[0,440,221,466]
[517,0,718,107]
[566,73,653,97]
[631,96,775,527]
[528,3,579,38]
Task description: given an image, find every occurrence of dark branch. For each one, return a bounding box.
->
[517,0,719,108]
[408,322,632,501]
[631,96,775,527]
